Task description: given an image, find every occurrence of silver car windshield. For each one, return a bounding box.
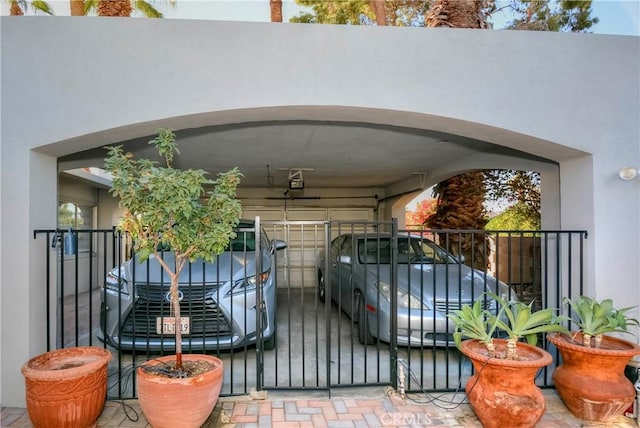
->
[229,230,256,252]
[357,237,457,264]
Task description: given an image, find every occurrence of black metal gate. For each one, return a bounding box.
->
[34,221,587,399]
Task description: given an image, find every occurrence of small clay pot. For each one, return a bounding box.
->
[21,346,111,428]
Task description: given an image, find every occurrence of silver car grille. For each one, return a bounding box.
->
[135,282,222,301]
[434,298,493,313]
[120,282,232,339]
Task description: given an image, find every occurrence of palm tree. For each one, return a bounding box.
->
[270,0,282,22]
[424,0,492,28]
[8,0,54,16]
[425,171,489,270]
[70,0,83,15]
[97,0,133,16]
[72,0,164,17]
[421,4,493,265]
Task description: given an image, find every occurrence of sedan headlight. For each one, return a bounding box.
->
[378,281,427,310]
[106,270,128,294]
[496,280,519,303]
[230,270,270,294]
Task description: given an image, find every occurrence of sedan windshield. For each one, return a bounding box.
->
[228,231,256,252]
[357,237,457,264]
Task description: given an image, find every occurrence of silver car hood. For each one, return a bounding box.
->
[369,263,503,301]
[127,251,260,284]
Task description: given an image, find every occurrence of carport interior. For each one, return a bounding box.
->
[50,115,572,398]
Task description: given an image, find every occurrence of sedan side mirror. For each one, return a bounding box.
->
[271,240,287,253]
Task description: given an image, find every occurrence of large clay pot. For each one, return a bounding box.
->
[459,339,552,428]
[548,332,640,422]
[21,346,111,428]
[136,354,224,428]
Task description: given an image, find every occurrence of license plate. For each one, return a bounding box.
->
[156,317,190,335]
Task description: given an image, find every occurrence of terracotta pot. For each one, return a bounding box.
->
[459,339,552,428]
[548,332,640,422]
[21,346,111,428]
[136,354,224,428]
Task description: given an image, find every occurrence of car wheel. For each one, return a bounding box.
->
[263,330,277,351]
[356,293,375,345]
[317,271,326,303]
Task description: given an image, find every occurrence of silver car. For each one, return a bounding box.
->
[99,221,286,352]
[317,233,515,347]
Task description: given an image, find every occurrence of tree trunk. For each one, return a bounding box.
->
[171,277,183,369]
[98,0,132,17]
[370,0,387,25]
[426,171,490,270]
[424,1,490,270]
[424,0,489,29]
[10,1,24,15]
[270,0,283,22]
[70,0,85,16]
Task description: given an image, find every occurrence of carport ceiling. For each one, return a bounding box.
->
[60,121,552,189]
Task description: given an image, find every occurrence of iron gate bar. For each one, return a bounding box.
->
[390,219,399,391]
[255,217,263,391]
[324,222,331,394]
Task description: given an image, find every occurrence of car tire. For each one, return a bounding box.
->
[317,271,326,303]
[263,330,277,351]
[356,293,375,345]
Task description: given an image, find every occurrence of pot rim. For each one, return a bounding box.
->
[21,346,111,380]
[547,332,640,357]
[460,338,553,367]
[136,354,224,384]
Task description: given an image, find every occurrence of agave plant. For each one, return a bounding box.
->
[489,293,567,360]
[449,297,504,358]
[449,292,567,360]
[564,296,639,348]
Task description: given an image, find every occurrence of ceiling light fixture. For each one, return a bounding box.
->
[618,167,639,181]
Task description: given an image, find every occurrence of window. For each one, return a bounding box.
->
[58,202,94,253]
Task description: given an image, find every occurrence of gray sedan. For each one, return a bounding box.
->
[99,221,286,352]
[317,233,514,346]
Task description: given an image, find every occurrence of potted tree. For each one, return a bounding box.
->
[547,296,640,423]
[104,128,242,428]
[449,293,567,428]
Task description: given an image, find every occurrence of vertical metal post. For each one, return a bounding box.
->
[255,216,263,391]
[44,231,52,351]
[390,218,398,390]
[88,232,94,346]
[59,229,65,348]
[324,221,332,396]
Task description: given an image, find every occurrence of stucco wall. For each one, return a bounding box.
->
[2,17,639,406]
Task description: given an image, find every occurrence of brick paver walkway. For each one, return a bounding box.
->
[2,387,638,427]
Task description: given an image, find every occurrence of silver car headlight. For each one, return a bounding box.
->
[230,270,270,294]
[497,280,518,303]
[378,281,427,310]
[106,270,129,295]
